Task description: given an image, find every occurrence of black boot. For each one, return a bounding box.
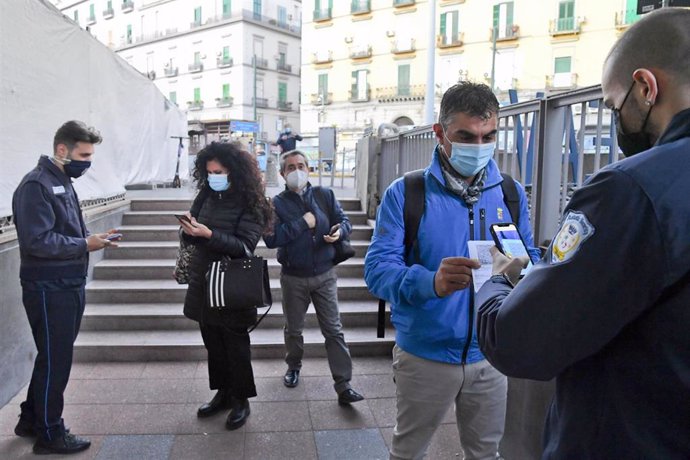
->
[33,432,90,455]
[197,389,231,418]
[225,398,250,430]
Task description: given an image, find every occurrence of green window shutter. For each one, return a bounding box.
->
[74,10,79,23]
[107,0,112,9]
[222,84,230,99]
[440,13,446,36]
[194,7,201,23]
[315,0,321,10]
[493,4,500,30]
[452,11,459,39]
[506,2,514,26]
[194,88,201,102]
[351,70,358,96]
[398,65,410,96]
[89,4,94,17]
[318,74,328,96]
[194,51,200,65]
[126,24,132,38]
[278,82,287,102]
[223,0,231,15]
[624,0,639,24]
[554,56,571,73]
[169,91,176,104]
[223,46,230,59]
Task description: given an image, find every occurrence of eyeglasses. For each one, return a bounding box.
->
[610,81,636,130]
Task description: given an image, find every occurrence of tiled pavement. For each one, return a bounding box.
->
[0,357,463,459]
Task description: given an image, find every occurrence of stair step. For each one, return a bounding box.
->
[80,300,389,331]
[128,197,363,212]
[113,224,373,242]
[93,258,366,280]
[73,327,395,361]
[85,278,375,303]
[122,209,368,226]
[105,240,370,260]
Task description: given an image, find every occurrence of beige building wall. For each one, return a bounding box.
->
[301,0,638,150]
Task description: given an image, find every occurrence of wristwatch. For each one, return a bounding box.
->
[490,273,515,288]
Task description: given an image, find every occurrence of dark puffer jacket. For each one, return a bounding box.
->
[182,187,265,327]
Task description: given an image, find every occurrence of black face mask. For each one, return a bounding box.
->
[64,160,92,178]
[613,81,654,157]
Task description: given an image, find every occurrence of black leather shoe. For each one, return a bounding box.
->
[14,418,34,438]
[33,432,90,455]
[225,398,250,430]
[197,389,231,418]
[338,388,364,405]
[283,369,300,388]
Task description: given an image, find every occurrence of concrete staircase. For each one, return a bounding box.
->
[75,197,394,361]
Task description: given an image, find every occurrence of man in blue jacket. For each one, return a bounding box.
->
[264,150,364,404]
[12,121,117,455]
[365,82,538,460]
[476,9,690,459]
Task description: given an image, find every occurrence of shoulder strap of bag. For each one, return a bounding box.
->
[378,169,425,339]
[499,173,520,227]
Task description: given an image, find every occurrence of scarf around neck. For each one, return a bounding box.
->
[437,146,487,206]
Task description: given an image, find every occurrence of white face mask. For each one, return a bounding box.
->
[286,169,308,190]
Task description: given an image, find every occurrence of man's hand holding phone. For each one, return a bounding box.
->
[324,223,341,243]
[434,257,481,297]
[87,229,121,251]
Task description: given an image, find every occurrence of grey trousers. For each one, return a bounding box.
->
[390,345,507,460]
[280,268,353,393]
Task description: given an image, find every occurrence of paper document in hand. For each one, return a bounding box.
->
[467,240,496,293]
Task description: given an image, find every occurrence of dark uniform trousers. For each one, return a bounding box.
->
[19,278,86,442]
[199,323,257,400]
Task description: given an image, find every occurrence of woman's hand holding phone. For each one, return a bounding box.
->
[177,213,212,239]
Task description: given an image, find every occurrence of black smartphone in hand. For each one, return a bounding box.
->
[174,214,196,227]
[105,233,122,241]
[329,223,341,236]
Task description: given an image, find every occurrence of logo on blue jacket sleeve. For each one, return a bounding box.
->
[551,211,595,264]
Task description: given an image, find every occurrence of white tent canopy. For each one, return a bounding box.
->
[0,0,188,218]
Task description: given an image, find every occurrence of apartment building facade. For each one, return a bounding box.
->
[301,0,641,149]
[51,0,302,143]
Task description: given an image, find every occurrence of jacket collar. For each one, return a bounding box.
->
[428,145,503,189]
[38,155,72,187]
[656,107,690,146]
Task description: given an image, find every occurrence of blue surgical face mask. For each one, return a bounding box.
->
[208,173,230,192]
[444,135,495,177]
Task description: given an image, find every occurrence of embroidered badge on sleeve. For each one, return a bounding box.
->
[551,211,595,264]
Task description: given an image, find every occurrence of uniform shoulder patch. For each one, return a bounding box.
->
[551,210,595,264]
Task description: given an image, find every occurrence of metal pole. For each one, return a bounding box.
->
[490,26,497,91]
[423,0,437,124]
[252,55,257,121]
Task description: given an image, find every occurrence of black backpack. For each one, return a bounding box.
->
[376,171,521,338]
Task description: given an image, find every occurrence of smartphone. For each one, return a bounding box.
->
[489,223,533,275]
[105,233,122,241]
[174,214,196,227]
[329,223,341,236]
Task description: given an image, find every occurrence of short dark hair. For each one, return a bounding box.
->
[53,120,102,153]
[605,8,690,86]
[439,82,499,128]
[279,150,308,173]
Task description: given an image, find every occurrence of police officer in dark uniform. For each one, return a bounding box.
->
[474,9,690,459]
[12,121,118,455]
[276,125,303,153]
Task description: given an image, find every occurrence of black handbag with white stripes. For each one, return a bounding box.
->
[206,253,272,330]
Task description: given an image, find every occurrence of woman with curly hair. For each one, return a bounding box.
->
[179,142,272,430]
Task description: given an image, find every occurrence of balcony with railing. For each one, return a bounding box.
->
[121,1,134,13]
[313,7,332,22]
[349,88,371,102]
[549,16,584,36]
[277,101,293,111]
[276,61,292,73]
[217,56,233,68]
[86,14,96,26]
[190,19,203,29]
[393,0,415,6]
[103,7,114,19]
[312,50,333,65]
[547,72,578,90]
[351,0,371,15]
[254,97,269,108]
[391,37,415,54]
[216,97,234,108]
[437,32,464,49]
[311,92,333,105]
[377,84,425,103]
[188,62,204,73]
[188,100,204,111]
[164,66,178,77]
[254,57,269,69]
[492,24,520,41]
[349,45,373,60]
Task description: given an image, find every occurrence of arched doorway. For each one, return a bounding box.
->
[393,116,414,127]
